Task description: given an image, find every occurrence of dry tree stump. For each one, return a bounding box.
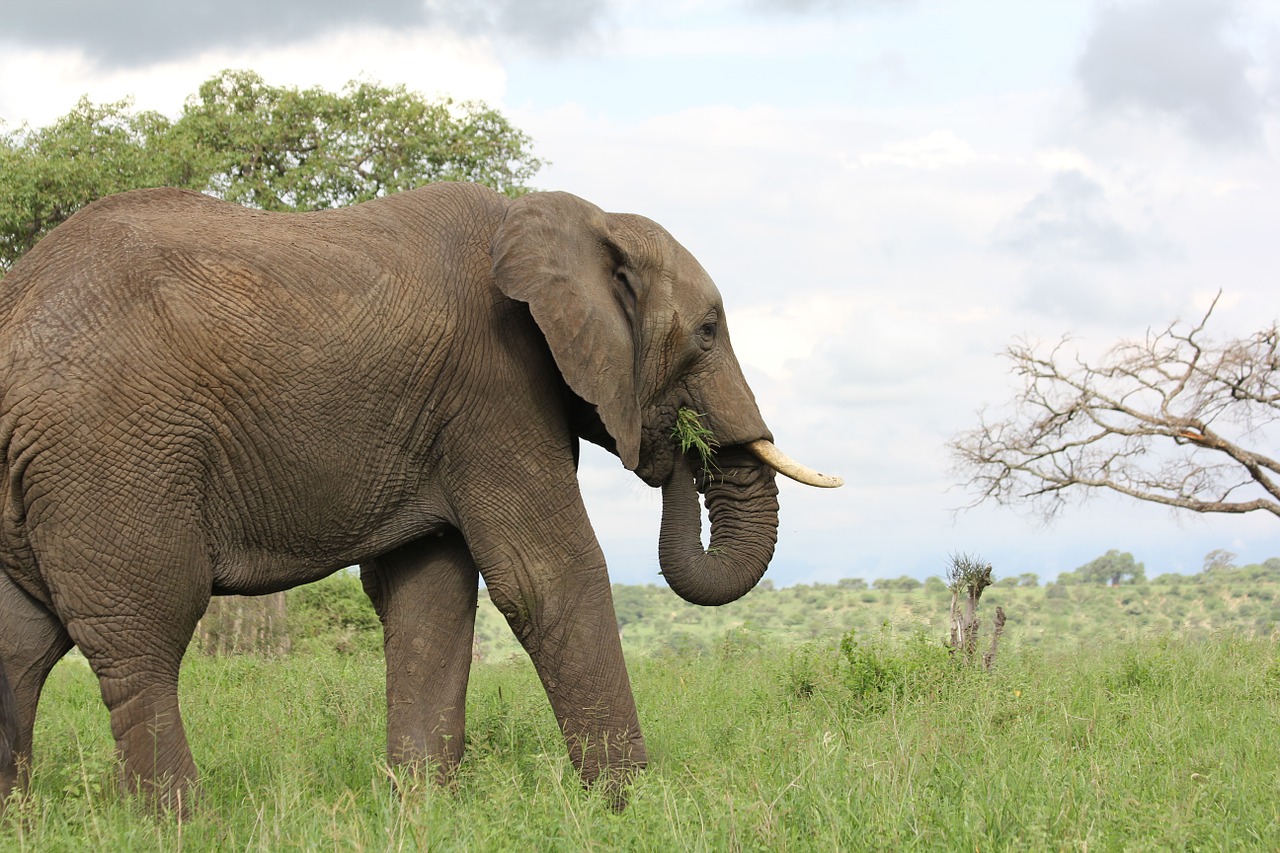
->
[946,554,1005,671]
[196,592,291,656]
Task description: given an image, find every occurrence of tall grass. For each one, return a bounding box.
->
[3,631,1278,850]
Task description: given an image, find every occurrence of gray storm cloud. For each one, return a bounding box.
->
[1076,0,1267,148]
[745,0,911,12]
[2,0,607,67]
[997,171,1138,266]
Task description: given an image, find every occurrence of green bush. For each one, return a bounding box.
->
[287,571,381,654]
[837,624,955,714]
[1045,582,1069,599]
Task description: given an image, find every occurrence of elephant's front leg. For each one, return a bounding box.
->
[460,489,648,803]
[360,530,479,781]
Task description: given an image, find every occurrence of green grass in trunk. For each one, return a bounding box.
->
[672,407,718,472]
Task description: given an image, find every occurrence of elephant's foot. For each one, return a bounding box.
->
[576,732,647,812]
[124,766,199,819]
[97,677,199,818]
[116,729,199,818]
[383,746,464,796]
[361,530,480,799]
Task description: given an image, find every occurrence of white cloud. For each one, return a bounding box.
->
[996,170,1141,264]
[1076,0,1270,148]
[0,28,507,127]
[847,130,980,170]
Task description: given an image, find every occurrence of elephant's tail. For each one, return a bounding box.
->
[0,656,17,802]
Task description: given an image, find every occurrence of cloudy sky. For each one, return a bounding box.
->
[3,0,1280,587]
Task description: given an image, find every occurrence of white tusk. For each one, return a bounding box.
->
[746,439,844,488]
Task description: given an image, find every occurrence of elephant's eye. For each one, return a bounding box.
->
[696,321,717,350]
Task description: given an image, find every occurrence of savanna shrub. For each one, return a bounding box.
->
[287,570,381,654]
[785,642,822,699]
[837,623,955,714]
[1045,582,1069,599]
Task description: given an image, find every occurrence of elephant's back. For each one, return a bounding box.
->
[0,184,503,380]
[0,189,275,344]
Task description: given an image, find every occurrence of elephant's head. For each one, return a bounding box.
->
[492,191,840,606]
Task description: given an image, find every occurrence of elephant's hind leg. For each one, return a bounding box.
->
[0,569,73,801]
[32,517,210,814]
[0,662,15,807]
[68,598,205,813]
[361,530,479,783]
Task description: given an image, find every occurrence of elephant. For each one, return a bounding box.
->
[0,181,840,812]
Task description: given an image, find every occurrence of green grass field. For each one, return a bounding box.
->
[3,588,1279,851]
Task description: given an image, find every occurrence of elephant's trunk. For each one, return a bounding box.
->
[658,447,780,606]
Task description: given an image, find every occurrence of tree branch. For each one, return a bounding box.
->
[951,294,1280,522]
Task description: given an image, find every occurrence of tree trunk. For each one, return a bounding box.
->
[982,606,1006,672]
[197,592,291,656]
[948,560,993,666]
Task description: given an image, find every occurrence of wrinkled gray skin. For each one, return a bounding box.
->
[0,182,783,812]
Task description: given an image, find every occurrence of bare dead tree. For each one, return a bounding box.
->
[981,607,1006,673]
[946,553,1003,668]
[950,294,1280,521]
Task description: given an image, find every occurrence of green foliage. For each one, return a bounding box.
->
[611,583,650,629]
[838,624,954,713]
[872,574,920,591]
[0,97,188,268]
[286,570,381,655]
[174,70,543,211]
[672,407,719,471]
[295,561,1280,665]
[1203,548,1238,574]
[1060,549,1146,585]
[0,69,545,271]
[946,551,993,594]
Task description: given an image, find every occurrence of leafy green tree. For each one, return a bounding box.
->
[173,70,543,212]
[0,69,545,271]
[1202,549,1237,574]
[1060,549,1146,586]
[611,584,651,630]
[1241,556,1280,580]
[872,575,921,591]
[0,98,192,269]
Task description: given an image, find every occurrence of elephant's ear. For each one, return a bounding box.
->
[491,191,643,471]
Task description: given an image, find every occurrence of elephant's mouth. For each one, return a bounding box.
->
[635,405,844,490]
[634,407,682,487]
